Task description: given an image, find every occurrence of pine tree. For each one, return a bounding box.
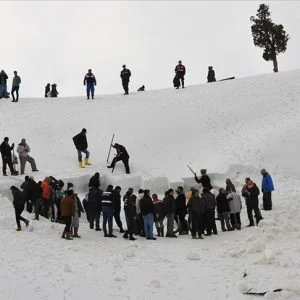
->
[250,4,289,72]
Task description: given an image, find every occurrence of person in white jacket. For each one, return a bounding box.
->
[227,192,242,230]
[16,138,38,175]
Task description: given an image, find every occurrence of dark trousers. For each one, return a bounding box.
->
[89,209,100,229]
[191,213,204,236]
[263,192,272,210]
[122,80,129,94]
[175,212,188,232]
[42,198,50,219]
[205,209,217,234]
[247,203,261,226]
[102,207,113,235]
[11,86,19,102]
[33,198,41,220]
[125,214,135,237]
[14,205,27,228]
[86,84,95,99]
[114,208,123,229]
[2,157,14,175]
[111,156,130,174]
[230,212,241,227]
[218,211,232,230]
[136,213,144,235]
[177,74,185,87]
[83,201,90,222]
[62,216,72,232]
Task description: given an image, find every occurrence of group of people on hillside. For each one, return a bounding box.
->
[1,62,217,102]
[0,137,38,176]
[0,70,21,101]
[10,168,274,242]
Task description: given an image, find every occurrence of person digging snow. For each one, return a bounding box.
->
[107,143,130,174]
[72,128,91,168]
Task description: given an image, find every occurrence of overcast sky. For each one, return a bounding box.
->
[1,1,299,97]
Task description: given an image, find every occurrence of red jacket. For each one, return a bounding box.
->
[41,180,52,200]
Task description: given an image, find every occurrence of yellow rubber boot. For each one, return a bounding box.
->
[84,158,92,165]
[79,161,85,168]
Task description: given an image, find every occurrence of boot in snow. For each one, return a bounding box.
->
[84,158,92,165]
[72,228,81,238]
[16,227,22,231]
[61,229,67,239]
[79,161,85,168]
[66,232,73,240]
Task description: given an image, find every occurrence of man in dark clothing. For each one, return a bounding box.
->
[123,188,137,240]
[101,185,116,237]
[73,128,91,168]
[50,84,59,97]
[175,186,188,234]
[27,177,43,220]
[83,69,97,100]
[0,70,9,98]
[107,143,130,174]
[113,186,124,233]
[45,83,50,97]
[202,188,217,235]
[89,172,100,189]
[11,71,21,102]
[216,188,232,231]
[163,189,177,238]
[88,186,102,231]
[207,66,216,83]
[174,60,186,89]
[140,190,156,240]
[242,180,261,227]
[0,137,17,176]
[11,186,29,231]
[120,65,131,95]
[187,189,205,239]
[194,169,213,190]
[20,176,31,212]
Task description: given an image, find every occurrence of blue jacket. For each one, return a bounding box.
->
[262,173,274,193]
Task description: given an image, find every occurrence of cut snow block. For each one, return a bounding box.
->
[102,174,142,192]
[143,176,169,193]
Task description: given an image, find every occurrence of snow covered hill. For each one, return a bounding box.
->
[1,70,300,299]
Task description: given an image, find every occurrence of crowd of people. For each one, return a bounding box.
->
[10,168,274,241]
[0,62,218,102]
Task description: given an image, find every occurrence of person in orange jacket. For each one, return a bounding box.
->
[41,177,52,219]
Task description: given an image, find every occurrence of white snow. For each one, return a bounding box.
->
[1,70,300,299]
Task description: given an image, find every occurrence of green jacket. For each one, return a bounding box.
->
[12,75,21,87]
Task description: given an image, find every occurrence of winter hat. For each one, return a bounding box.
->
[67,182,74,191]
[95,172,100,177]
[82,128,87,133]
[66,189,74,196]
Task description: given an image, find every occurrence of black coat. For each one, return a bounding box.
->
[27,180,42,201]
[175,193,187,215]
[216,193,230,213]
[88,188,102,211]
[123,193,137,217]
[0,141,13,160]
[187,196,205,216]
[153,200,164,221]
[115,144,129,159]
[163,195,176,214]
[113,190,121,211]
[12,189,26,208]
[140,196,154,215]
[120,69,131,82]
[207,70,216,82]
[247,185,260,208]
[73,132,88,151]
[202,192,216,211]
[195,174,213,190]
